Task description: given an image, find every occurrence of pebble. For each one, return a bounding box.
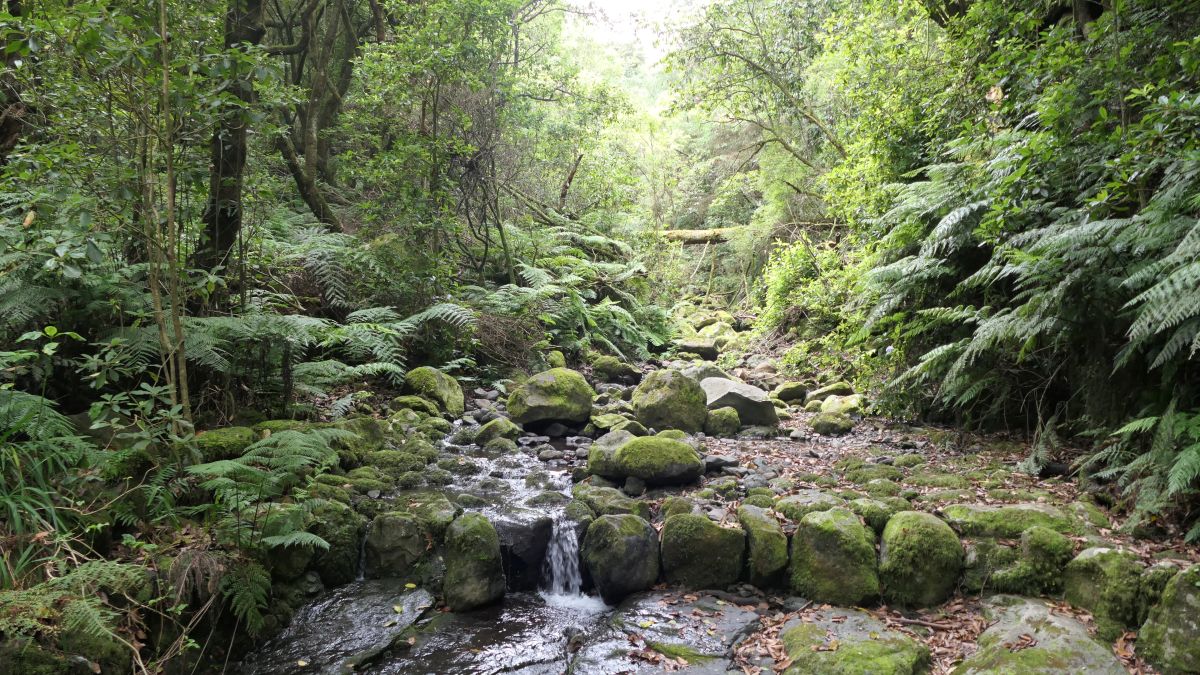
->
[874,455,894,465]
[706,508,728,521]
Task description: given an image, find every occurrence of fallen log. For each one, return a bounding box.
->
[663,227,741,245]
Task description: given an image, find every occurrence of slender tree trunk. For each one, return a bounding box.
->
[0,0,28,164]
[199,0,265,272]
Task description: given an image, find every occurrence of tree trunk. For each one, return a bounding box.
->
[0,0,28,164]
[199,0,265,272]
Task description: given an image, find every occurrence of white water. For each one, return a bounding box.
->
[539,515,606,612]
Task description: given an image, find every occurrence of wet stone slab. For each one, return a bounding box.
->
[570,591,761,674]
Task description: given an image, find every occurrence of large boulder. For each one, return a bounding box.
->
[363,512,433,581]
[809,412,854,436]
[474,417,521,446]
[699,377,779,426]
[772,381,808,403]
[307,501,366,586]
[1063,547,1143,641]
[821,394,865,415]
[942,502,1085,538]
[443,513,505,611]
[704,406,741,436]
[674,337,719,360]
[405,366,465,416]
[780,608,930,675]
[954,596,1126,674]
[611,436,704,485]
[507,368,594,426]
[738,505,788,587]
[584,430,636,478]
[680,362,734,383]
[582,514,660,603]
[660,514,745,589]
[789,507,879,605]
[1140,564,1200,674]
[490,506,552,591]
[879,511,963,607]
[631,370,708,433]
[592,355,640,383]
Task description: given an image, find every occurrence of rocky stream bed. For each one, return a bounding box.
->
[200,310,1200,674]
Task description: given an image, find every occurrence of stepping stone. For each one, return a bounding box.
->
[778,607,928,674]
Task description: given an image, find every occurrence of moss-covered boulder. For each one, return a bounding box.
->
[780,608,929,675]
[593,355,640,383]
[612,436,704,485]
[942,502,1084,538]
[309,501,366,586]
[772,382,808,403]
[738,505,788,587]
[369,450,428,478]
[474,417,521,447]
[789,507,879,605]
[704,406,741,436]
[1139,564,1200,674]
[585,430,636,478]
[849,497,901,533]
[810,412,854,436]
[391,395,440,417]
[989,525,1074,595]
[195,425,255,461]
[804,381,854,405]
[442,513,505,611]
[582,514,660,603]
[405,366,465,417]
[660,495,697,519]
[820,394,865,416]
[547,350,567,368]
[954,596,1126,674]
[363,512,431,581]
[879,511,963,607]
[631,369,708,433]
[776,489,843,521]
[571,483,651,520]
[1063,547,1143,641]
[1137,560,1183,625]
[675,337,719,360]
[507,368,594,425]
[660,514,745,589]
[399,491,462,540]
[845,463,903,484]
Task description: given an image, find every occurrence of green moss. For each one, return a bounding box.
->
[863,479,903,497]
[906,472,970,489]
[405,366,465,416]
[475,417,521,446]
[804,381,854,404]
[1063,548,1143,641]
[780,619,929,675]
[437,456,481,475]
[1139,565,1200,674]
[612,436,703,484]
[879,511,963,607]
[810,412,854,436]
[582,514,660,603]
[704,406,741,436]
[656,429,687,440]
[743,494,775,509]
[848,498,897,533]
[397,471,425,489]
[194,426,255,461]
[845,464,903,484]
[443,513,505,611]
[660,514,745,588]
[254,419,315,434]
[630,369,708,433]
[942,503,1083,537]
[370,450,428,477]
[660,495,696,519]
[776,490,843,521]
[990,526,1073,595]
[572,484,651,520]
[789,508,879,605]
[391,395,440,417]
[739,505,788,587]
[506,368,594,424]
[892,454,925,468]
[424,468,453,486]
[647,641,715,663]
[593,355,639,381]
[547,350,567,368]
[309,501,366,586]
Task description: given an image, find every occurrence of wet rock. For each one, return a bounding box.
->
[779,607,929,675]
[631,369,708,433]
[660,513,745,589]
[405,366,465,417]
[364,512,435,581]
[700,378,779,427]
[538,448,564,461]
[879,511,963,607]
[542,422,572,438]
[1063,547,1143,641]
[1139,564,1200,674]
[704,406,741,436]
[809,412,854,436]
[443,513,505,611]
[582,515,660,603]
[570,591,759,673]
[738,505,788,587]
[239,585,435,674]
[475,417,521,446]
[955,596,1126,674]
[788,507,879,605]
[507,368,594,426]
[572,483,651,520]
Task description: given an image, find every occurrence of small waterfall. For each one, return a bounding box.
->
[541,515,583,597]
[355,534,367,581]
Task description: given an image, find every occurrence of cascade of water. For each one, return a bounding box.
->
[355,534,367,581]
[541,515,583,596]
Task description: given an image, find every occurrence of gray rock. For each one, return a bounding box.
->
[491,506,552,591]
[705,454,739,471]
[955,596,1126,674]
[778,608,928,674]
[443,513,505,611]
[700,378,780,426]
